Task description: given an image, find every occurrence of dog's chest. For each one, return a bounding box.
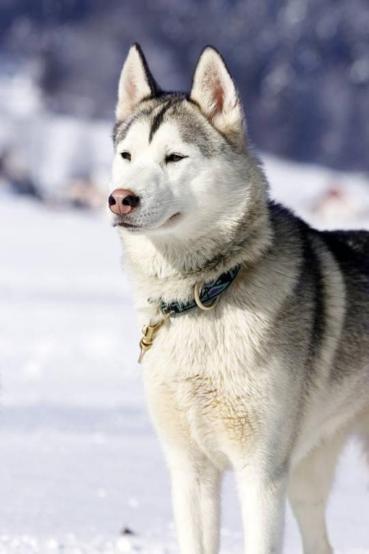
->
[143,311,262,463]
[146,370,255,466]
[179,373,254,453]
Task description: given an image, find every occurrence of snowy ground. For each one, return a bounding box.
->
[1,157,369,553]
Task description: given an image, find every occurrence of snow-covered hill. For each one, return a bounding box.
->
[0,156,368,553]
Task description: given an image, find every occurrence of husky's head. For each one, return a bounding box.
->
[110,44,268,246]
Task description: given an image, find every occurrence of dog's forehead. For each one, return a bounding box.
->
[114,97,216,156]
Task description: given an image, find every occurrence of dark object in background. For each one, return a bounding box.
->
[121,527,135,536]
[0,149,42,200]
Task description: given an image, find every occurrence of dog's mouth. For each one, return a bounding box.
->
[113,221,141,229]
[113,212,181,231]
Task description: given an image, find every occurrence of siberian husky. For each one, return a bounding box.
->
[108,43,369,553]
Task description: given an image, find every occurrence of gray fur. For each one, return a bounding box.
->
[268,203,369,388]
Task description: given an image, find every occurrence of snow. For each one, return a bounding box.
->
[1,157,369,553]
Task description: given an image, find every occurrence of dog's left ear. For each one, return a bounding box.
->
[116,43,159,121]
[190,47,245,147]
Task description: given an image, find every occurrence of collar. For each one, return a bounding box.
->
[158,264,241,316]
[139,264,241,362]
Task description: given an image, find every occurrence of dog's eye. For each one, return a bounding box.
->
[120,151,131,161]
[165,153,187,164]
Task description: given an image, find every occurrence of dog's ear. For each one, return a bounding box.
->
[190,47,245,147]
[116,43,159,121]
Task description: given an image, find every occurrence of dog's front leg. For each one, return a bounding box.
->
[170,462,203,554]
[236,463,287,554]
[167,447,221,554]
[147,382,221,553]
[199,462,221,554]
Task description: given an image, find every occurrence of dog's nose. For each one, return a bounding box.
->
[108,188,140,215]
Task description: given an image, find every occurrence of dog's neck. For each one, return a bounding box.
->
[119,198,273,307]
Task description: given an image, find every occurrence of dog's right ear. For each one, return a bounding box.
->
[116,44,158,121]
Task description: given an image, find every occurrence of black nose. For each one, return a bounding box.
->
[122,194,140,208]
[108,189,140,215]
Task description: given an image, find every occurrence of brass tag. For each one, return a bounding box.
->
[138,314,170,363]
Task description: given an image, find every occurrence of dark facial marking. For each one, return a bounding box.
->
[113,115,139,145]
[148,101,173,143]
[113,108,153,145]
[113,91,220,157]
[114,96,180,146]
[178,116,215,158]
[152,99,216,157]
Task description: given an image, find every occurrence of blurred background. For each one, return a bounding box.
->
[1,2,369,553]
[1,0,369,206]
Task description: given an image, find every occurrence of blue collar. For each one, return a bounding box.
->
[158,264,241,316]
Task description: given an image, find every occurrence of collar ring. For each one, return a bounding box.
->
[194,282,220,311]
